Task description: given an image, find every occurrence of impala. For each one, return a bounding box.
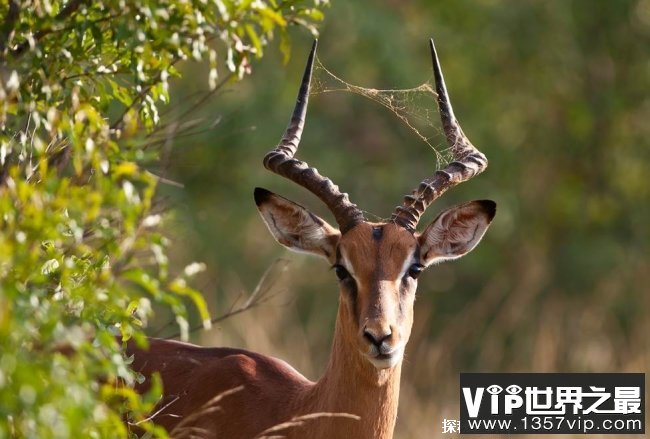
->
[128,38,496,439]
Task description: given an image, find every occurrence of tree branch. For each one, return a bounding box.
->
[159,259,290,340]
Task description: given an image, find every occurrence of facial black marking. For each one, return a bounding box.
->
[340,269,359,321]
[334,247,359,321]
[372,226,383,240]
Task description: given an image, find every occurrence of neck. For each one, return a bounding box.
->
[299,304,402,439]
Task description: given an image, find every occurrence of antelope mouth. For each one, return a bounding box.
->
[365,347,404,370]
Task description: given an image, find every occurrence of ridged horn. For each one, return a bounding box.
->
[391,38,488,231]
[263,40,364,233]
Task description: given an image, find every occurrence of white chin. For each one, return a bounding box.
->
[366,349,403,369]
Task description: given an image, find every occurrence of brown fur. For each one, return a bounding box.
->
[127,224,416,439]
[128,196,494,438]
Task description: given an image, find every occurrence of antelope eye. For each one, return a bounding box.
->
[407,264,424,279]
[334,265,350,281]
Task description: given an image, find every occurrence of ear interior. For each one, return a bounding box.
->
[254,187,340,261]
[417,200,496,266]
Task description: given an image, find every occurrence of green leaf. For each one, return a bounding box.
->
[41,258,60,275]
[0,0,327,436]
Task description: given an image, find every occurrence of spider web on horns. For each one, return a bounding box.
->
[311,57,453,168]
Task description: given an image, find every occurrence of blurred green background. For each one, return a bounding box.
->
[154,1,649,437]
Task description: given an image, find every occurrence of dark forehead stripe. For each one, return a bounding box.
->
[372,226,383,240]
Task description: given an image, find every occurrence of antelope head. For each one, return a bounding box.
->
[254,40,496,370]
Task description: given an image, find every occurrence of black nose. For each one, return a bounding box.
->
[363,328,392,348]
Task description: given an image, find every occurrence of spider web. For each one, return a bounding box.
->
[310,57,453,168]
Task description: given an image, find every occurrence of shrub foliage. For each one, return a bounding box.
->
[0,0,327,437]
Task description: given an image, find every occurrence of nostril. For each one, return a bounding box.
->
[363,328,392,347]
[363,329,378,346]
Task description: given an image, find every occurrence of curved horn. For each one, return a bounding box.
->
[391,38,488,232]
[263,40,364,233]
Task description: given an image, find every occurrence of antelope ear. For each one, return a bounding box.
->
[417,200,496,267]
[254,187,340,262]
